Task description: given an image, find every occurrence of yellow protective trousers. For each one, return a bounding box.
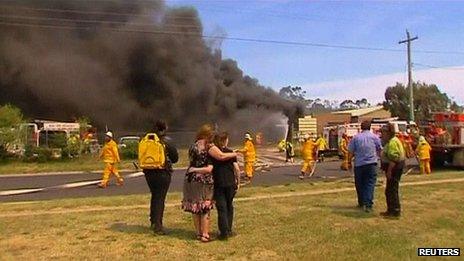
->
[244,162,254,178]
[301,160,314,174]
[101,163,123,185]
[340,153,352,170]
[420,159,431,175]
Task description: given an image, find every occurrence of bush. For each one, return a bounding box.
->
[0,104,24,156]
[120,142,138,160]
[23,145,53,162]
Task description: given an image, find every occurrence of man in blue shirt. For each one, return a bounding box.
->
[348,120,382,212]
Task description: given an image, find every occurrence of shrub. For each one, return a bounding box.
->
[120,142,138,160]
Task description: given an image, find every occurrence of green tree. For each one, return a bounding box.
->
[383,82,451,122]
[0,104,24,158]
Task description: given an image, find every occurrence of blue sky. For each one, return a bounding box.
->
[166,1,464,104]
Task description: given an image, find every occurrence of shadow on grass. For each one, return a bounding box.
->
[326,205,376,219]
[109,223,195,241]
[110,223,149,235]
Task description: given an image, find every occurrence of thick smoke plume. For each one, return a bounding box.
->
[0,0,302,140]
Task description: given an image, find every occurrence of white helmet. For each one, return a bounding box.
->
[105,131,113,138]
[245,133,252,140]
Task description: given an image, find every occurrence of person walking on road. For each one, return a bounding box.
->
[315,134,328,162]
[348,120,382,212]
[98,131,123,188]
[381,123,406,218]
[212,132,240,240]
[340,134,352,171]
[141,120,179,235]
[285,140,295,163]
[237,132,256,183]
[300,134,316,179]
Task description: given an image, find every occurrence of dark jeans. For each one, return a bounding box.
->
[144,170,171,230]
[214,186,236,236]
[354,163,378,208]
[385,161,405,214]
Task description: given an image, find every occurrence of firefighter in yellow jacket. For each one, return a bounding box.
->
[237,133,256,182]
[416,136,432,174]
[340,134,352,171]
[98,131,124,188]
[300,134,316,179]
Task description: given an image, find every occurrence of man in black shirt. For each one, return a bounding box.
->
[212,132,240,240]
[143,120,178,235]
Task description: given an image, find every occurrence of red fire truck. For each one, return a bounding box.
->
[426,112,464,168]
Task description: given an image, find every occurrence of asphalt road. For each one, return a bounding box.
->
[0,161,352,202]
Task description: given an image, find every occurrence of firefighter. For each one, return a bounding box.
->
[300,134,316,179]
[98,131,123,188]
[237,133,256,183]
[416,136,432,174]
[315,134,328,162]
[339,134,352,171]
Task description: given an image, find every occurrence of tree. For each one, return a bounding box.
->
[355,98,370,108]
[0,104,24,158]
[450,102,463,113]
[340,99,357,110]
[279,86,307,101]
[383,82,452,122]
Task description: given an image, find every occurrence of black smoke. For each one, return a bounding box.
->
[0,0,302,140]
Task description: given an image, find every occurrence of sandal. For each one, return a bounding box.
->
[200,235,211,243]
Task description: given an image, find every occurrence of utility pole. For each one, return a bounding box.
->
[399,30,418,122]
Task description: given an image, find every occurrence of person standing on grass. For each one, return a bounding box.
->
[348,120,382,213]
[142,120,178,235]
[415,136,432,175]
[98,131,124,188]
[212,132,241,240]
[182,124,237,242]
[381,123,406,218]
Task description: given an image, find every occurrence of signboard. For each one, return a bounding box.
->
[42,122,80,132]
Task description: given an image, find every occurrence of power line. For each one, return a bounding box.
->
[0,14,202,29]
[413,62,464,71]
[0,5,200,21]
[0,20,405,52]
[0,16,463,55]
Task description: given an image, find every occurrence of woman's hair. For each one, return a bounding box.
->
[382,123,396,140]
[154,120,167,135]
[214,132,229,148]
[196,124,215,142]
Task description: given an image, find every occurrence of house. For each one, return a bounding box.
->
[313,106,391,134]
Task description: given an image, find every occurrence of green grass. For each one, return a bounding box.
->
[1,172,463,260]
[0,149,190,175]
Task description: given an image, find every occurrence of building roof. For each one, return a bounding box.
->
[332,106,386,117]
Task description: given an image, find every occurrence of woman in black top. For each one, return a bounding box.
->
[212,132,241,240]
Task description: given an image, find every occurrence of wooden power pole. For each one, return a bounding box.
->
[399,30,418,122]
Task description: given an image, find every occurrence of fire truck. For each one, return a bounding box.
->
[426,112,464,168]
[323,119,409,151]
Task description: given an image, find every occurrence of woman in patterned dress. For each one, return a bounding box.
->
[182,124,237,242]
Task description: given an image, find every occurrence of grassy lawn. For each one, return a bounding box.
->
[1,172,463,260]
[0,149,190,175]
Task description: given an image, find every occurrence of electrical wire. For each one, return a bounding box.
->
[0,5,463,55]
[0,20,406,52]
[0,14,202,29]
[413,62,464,71]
